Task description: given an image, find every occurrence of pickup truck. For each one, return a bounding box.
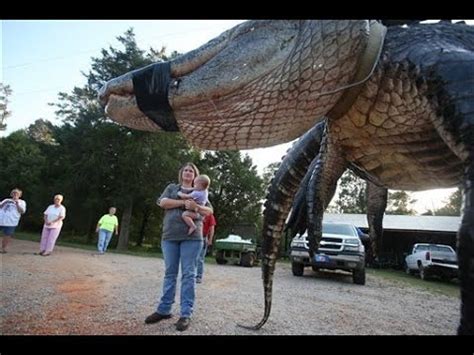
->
[289,223,366,285]
[404,243,458,281]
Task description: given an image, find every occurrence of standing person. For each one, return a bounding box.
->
[95,207,119,254]
[145,162,213,331]
[0,188,27,253]
[196,213,216,284]
[177,174,210,235]
[37,194,66,256]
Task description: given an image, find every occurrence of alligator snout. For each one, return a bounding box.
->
[97,83,109,108]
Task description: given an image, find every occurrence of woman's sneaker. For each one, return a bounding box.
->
[144,312,172,324]
[175,317,190,331]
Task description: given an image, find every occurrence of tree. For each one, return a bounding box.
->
[0,83,13,131]
[52,29,154,245]
[0,131,46,229]
[199,151,266,238]
[26,119,57,145]
[386,190,417,215]
[51,28,196,249]
[1,29,268,253]
[333,170,367,214]
[428,188,462,216]
[262,162,280,187]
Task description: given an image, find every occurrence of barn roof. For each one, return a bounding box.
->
[324,213,461,232]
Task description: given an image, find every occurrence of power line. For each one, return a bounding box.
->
[2,24,230,71]
[13,86,75,96]
[3,49,102,70]
[3,24,234,95]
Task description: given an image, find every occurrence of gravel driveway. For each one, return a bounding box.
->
[0,239,460,335]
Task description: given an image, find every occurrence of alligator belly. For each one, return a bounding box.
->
[349,148,463,190]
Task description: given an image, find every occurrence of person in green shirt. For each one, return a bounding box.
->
[96,207,119,254]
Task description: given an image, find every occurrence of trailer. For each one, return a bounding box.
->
[214,234,257,267]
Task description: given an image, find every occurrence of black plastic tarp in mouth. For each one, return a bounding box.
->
[132,62,179,131]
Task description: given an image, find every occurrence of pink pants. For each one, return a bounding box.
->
[40,226,62,253]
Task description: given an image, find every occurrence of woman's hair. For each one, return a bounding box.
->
[178,162,199,184]
[54,194,64,203]
[10,188,22,197]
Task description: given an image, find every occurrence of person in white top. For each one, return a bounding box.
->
[37,194,66,256]
[0,188,27,253]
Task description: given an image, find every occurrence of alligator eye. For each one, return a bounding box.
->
[171,79,180,90]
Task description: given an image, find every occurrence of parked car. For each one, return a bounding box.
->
[289,223,366,285]
[404,243,458,281]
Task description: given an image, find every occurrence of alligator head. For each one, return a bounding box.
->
[99,20,371,150]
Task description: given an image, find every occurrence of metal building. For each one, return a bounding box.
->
[324,213,461,267]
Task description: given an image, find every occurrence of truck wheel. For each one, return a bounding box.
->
[241,252,255,267]
[215,250,227,265]
[292,262,304,276]
[440,274,452,282]
[419,265,429,280]
[353,267,366,285]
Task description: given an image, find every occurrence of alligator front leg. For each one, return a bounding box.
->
[366,182,388,265]
[306,138,347,257]
[458,165,474,335]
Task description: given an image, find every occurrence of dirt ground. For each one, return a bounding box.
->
[0,239,461,335]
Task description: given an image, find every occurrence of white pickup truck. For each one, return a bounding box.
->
[404,243,458,281]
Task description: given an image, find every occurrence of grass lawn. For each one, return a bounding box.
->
[14,231,164,259]
[366,268,460,298]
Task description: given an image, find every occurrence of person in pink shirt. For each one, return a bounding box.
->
[37,194,66,256]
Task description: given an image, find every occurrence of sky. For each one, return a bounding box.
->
[1,20,462,213]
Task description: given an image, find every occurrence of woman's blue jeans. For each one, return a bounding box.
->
[97,229,113,253]
[157,239,203,318]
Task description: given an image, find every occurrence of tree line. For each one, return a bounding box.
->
[328,170,461,216]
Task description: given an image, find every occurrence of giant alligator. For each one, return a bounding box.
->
[98,20,474,334]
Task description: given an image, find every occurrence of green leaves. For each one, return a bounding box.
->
[332,170,368,214]
[1,28,267,250]
[0,83,13,131]
[200,151,265,237]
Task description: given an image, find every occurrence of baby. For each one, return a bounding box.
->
[178,174,210,235]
